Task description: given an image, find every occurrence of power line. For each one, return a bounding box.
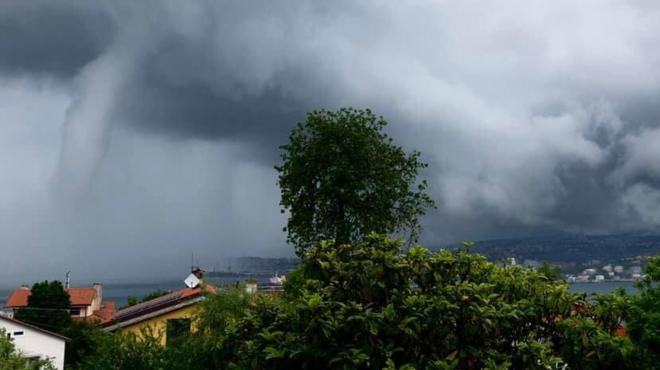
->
[9,307,71,312]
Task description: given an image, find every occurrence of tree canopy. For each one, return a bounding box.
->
[276,108,435,256]
[537,261,563,282]
[69,235,660,370]
[14,280,71,334]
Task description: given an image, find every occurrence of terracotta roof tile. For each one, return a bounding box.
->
[101,301,115,312]
[4,289,30,308]
[68,288,96,306]
[91,310,114,321]
[4,287,97,308]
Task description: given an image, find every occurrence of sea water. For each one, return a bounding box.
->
[0,280,640,310]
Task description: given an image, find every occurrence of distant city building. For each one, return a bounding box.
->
[614,265,624,274]
[629,266,642,275]
[632,273,642,280]
[594,275,605,282]
[577,275,590,282]
[608,271,615,277]
[602,265,613,273]
[583,268,597,275]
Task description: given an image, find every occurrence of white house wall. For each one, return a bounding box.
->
[0,320,66,370]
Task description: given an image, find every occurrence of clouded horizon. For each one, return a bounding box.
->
[2,0,660,285]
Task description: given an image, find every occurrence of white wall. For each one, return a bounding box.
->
[0,319,66,370]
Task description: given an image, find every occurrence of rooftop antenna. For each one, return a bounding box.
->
[65,271,70,290]
[191,253,194,272]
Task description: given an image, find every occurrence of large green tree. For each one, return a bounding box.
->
[189,235,634,369]
[626,255,660,368]
[537,261,563,282]
[276,108,435,256]
[72,238,649,369]
[14,280,71,334]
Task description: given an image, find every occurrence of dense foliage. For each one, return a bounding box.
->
[70,235,660,370]
[536,262,563,282]
[0,329,55,370]
[14,280,71,334]
[211,235,630,369]
[626,255,660,368]
[63,321,105,368]
[276,108,435,256]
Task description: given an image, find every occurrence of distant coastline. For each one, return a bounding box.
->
[1,278,639,312]
[568,280,637,295]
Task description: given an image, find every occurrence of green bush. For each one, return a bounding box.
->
[72,237,660,369]
[191,235,635,369]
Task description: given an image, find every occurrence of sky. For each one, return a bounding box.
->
[2,0,660,285]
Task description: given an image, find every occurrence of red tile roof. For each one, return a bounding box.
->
[68,288,96,306]
[4,289,30,308]
[4,287,97,308]
[101,301,115,312]
[90,301,117,322]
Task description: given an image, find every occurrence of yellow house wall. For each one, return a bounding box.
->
[118,304,196,346]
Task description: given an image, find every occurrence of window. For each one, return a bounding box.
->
[166,318,191,347]
[70,308,81,316]
[13,331,24,336]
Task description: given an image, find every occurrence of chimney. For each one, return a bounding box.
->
[19,285,29,290]
[93,282,102,301]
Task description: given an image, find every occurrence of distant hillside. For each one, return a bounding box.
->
[210,257,299,274]
[441,234,660,266]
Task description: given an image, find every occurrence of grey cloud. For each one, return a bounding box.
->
[0,0,115,78]
[2,1,660,283]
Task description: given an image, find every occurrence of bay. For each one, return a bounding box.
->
[568,281,638,295]
[1,280,640,313]
[1,281,186,310]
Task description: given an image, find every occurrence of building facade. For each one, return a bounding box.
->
[4,283,114,320]
[102,285,215,346]
[0,316,68,370]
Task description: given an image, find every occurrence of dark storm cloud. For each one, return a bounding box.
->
[0,0,115,77]
[120,75,305,154]
[2,0,660,283]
